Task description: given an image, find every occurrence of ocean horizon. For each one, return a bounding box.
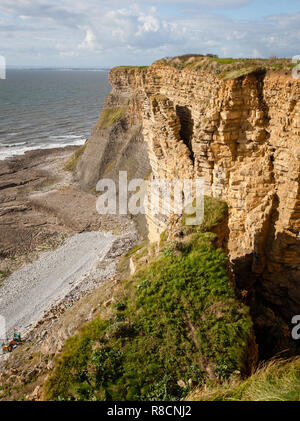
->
[0,69,111,160]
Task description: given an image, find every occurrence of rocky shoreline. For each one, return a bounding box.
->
[0,146,139,368]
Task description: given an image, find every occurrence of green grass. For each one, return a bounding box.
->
[44,197,254,401]
[158,55,293,79]
[113,66,149,71]
[64,144,87,172]
[97,106,128,129]
[188,357,300,401]
[124,242,148,258]
[112,55,293,81]
[222,66,265,80]
[183,196,228,232]
[214,58,235,65]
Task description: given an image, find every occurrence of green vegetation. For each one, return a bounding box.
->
[124,242,147,258]
[44,197,254,401]
[182,196,228,233]
[0,269,11,286]
[158,54,293,80]
[152,93,168,102]
[188,357,300,401]
[97,106,128,129]
[222,66,265,80]
[64,144,87,172]
[112,55,293,81]
[213,58,235,65]
[113,66,149,71]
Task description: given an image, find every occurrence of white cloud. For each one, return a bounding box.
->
[74,5,183,53]
[137,14,161,35]
[78,28,97,50]
[0,0,299,66]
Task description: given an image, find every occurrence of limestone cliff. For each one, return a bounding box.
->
[78,56,300,322]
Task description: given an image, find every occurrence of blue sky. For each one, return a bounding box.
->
[0,0,300,67]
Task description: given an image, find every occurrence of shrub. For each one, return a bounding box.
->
[97,106,128,129]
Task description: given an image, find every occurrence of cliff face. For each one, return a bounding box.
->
[78,59,300,321]
[77,68,151,191]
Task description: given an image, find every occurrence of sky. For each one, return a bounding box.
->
[0,0,300,67]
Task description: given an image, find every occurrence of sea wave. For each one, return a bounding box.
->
[4,141,28,148]
[0,137,86,160]
[0,69,110,161]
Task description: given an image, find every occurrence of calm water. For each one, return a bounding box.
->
[0,69,111,160]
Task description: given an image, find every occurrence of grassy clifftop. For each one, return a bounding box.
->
[44,197,255,401]
[113,65,149,71]
[156,54,294,79]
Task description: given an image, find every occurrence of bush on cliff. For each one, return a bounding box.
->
[44,198,254,401]
[97,106,128,129]
[188,357,300,401]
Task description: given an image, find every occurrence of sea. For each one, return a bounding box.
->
[0,69,111,160]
